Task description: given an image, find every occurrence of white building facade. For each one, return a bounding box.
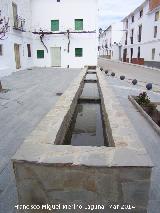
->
[122,0,160,68]
[0,0,98,77]
[0,0,33,77]
[99,22,123,61]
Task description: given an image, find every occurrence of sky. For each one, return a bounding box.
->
[99,0,145,29]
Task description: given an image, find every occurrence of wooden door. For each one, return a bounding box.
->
[51,47,61,67]
[14,44,21,69]
[123,48,127,62]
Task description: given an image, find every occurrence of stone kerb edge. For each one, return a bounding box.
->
[100,57,160,72]
[12,67,153,168]
[129,95,160,136]
[97,68,153,167]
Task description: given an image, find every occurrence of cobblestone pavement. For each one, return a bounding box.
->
[98,58,160,213]
[0,68,81,213]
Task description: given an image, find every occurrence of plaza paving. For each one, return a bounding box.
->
[98,57,160,87]
[0,67,81,213]
[0,62,160,212]
[98,58,160,213]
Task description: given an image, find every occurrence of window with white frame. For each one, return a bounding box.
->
[155,11,159,21]
[152,48,155,60]
[131,15,134,23]
[154,26,157,38]
[140,9,143,18]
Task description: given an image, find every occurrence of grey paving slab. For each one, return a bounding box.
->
[1,61,160,212]
[98,59,160,213]
[98,57,160,87]
[0,67,81,213]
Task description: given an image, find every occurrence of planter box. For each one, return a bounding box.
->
[129,95,160,136]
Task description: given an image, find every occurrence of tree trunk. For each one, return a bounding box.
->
[0,81,2,91]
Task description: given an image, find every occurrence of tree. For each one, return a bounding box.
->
[0,10,9,40]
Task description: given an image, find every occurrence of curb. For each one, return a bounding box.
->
[99,57,160,72]
[128,95,160,136]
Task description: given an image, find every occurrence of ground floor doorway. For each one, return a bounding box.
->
[14,43,21,69]
[51,47,61,67]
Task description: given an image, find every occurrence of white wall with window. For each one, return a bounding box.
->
[122,0,160,68]
[99,22,123,61]
[0,0,98,77]
[31,0,98,68]
[0,0,33,77]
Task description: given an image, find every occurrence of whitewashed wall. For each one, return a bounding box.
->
[122,0,160,66]
[99,22,123,60]
[0,0,33,77]
[0,0,98,77]
[31,0,98,68]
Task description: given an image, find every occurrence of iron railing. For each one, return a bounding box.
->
[13,15,25,32]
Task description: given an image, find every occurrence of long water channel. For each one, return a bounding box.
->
[63,69,109,147]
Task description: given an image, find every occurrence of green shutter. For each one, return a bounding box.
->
[51,20,59,31]
[75,48,83,57]
[75,19,83,30]
[37,50,44,58]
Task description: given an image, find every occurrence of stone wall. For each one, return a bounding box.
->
[14,162,151,212]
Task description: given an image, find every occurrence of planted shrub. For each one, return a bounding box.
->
[135,92,150,106]
[135,92,159,127]
[111,72,115,77]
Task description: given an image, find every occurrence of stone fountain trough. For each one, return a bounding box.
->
[12,67,152,212]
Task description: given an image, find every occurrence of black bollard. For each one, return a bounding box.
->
[120,76,125,80]
[146,83,152,90]
[132,79,138,85]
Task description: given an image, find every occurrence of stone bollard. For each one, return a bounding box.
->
[132,79,138,85]
[120,76,125,80]
[146,83,152,90]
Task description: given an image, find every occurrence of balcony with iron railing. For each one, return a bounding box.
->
[13,15,25,32]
